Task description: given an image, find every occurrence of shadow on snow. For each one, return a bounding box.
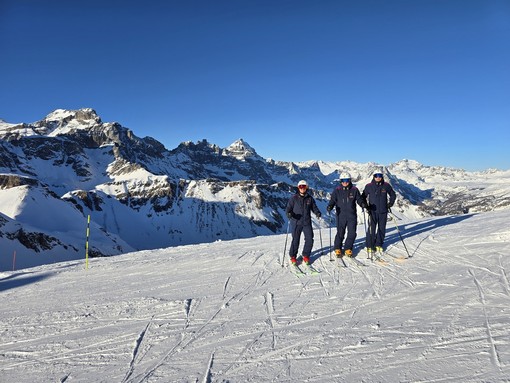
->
[0,271,54,292]
[311,213,476,261]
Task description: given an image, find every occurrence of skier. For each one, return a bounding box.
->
[285,180,322,265]
[362,169,396,254]
[326,172,368,257]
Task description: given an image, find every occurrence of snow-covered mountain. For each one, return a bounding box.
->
[1,108,510,270]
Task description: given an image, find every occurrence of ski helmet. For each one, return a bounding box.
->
[297,180,308,188]
[373,167,384,176]
[373,169,384,180]
[339,172,351,182]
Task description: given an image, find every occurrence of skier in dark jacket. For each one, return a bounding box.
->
[362,169,396,253]
[326,172,368,257]
[285,180,322,265]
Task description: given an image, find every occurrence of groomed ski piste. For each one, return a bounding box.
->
[1,209,510,382]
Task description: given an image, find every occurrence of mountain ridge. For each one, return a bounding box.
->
[1,108,509,270]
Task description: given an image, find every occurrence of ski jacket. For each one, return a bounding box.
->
[327,184,365,217]
[362,179,396,213]
[286,192,321,226]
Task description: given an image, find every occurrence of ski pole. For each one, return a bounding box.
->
[329,212,347,267]
[365,209,374,260]
[362,209,368,247]
[389,209,412,258]
[363,208,369,258]
[282,219,290,267]
[318,217,323,255]
[328,213,334,261]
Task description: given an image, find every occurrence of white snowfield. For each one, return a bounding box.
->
[1,209,510,382]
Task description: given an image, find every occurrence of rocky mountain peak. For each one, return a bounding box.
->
[44,108,101,123]
[223,138,259,161]
[35,108,102,136]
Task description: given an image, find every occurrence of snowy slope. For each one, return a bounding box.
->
[1,209,509,382]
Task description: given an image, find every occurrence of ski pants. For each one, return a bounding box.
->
[334,214,357,251]
[367,212,388,248]
[289,223,314,257]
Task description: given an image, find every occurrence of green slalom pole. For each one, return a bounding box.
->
[85,215,90,269]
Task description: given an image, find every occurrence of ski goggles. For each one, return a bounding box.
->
[374,173,383,178]
[298,185,308,189]
[340,178,351,183]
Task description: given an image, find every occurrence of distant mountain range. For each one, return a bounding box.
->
[1,108,509,270]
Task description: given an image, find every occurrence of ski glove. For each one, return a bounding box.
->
[326,205,333,213]
[387,203,393,209]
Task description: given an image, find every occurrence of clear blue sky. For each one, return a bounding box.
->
[1,0,509,171]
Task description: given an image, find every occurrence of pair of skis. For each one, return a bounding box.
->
[289,257,320,276]
[368,248,408,264]
[329,252,367,268]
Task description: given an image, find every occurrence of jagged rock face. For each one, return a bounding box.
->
[0,108,509,270]
[0,174,38,189]
[64,190,105,212]
[6,229,63,253]
[0,141,24,170]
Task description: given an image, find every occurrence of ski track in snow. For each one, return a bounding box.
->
[1,212,510,382]
[469,268,502,371]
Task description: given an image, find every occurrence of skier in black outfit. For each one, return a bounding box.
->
[362,169,397,254]
[285,180,322,266]
[326,172,368,257]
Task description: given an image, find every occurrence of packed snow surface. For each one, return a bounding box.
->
[1,210,510,382]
